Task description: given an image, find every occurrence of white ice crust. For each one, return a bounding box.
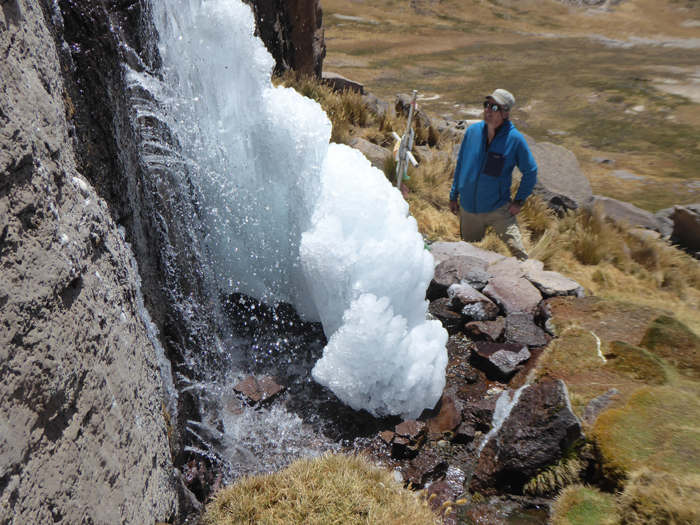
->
[150,0,448,418]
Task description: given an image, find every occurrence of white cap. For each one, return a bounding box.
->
[487,89,515,111]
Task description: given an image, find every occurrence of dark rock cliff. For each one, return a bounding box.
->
[246,0,326,77]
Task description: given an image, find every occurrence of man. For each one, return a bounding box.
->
[449,89,538,260]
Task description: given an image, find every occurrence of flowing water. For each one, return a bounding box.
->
[115,0,450,480]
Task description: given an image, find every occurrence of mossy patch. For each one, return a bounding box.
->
[550,484,617,525]
[605,341,669,386]
[640,315,700,380]
[593,386,700,485]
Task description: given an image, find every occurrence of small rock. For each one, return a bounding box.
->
[524,268,584,298]
[428,297,463,333]
[322,71,364,94]
[592,157,615,165]
[427,255,490,299]
[427,396,463,436]
[448,284,499,321]
[471,342,531,381]
[465,318,507,342]
[233,375,285,404]
[404,451,448,488]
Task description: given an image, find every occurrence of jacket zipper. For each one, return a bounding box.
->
[473,125,501,213]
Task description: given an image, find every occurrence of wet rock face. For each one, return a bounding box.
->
[470,381,585,495]
[0,1,176,521]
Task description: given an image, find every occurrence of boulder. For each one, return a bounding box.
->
[429,241,506,266]
[505,313,549,347]
[482,276,543,316]
[448,284,500,321]
[465,318,507,342]
[471,342,531,381]
[517,137,593,214]
[427,255,491,299]
[364,93,394,116]
[524,268,584,298]
[322,71,364,94]
[347,137,390,170]
[469,381,585,494]
[671,205,700,252]
[586,195,661,231]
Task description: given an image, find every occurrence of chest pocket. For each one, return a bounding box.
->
[483,152,506,178]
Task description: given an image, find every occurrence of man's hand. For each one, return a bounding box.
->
[508,201,523,216]
[449,200,460,215]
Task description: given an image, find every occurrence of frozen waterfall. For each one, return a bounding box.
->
[141,0,447,418]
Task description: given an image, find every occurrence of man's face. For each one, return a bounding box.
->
[483,97,507,128]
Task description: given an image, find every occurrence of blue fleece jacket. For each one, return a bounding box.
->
[450,120,538,214]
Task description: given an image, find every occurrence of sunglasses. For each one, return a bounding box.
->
[483,101,502,112]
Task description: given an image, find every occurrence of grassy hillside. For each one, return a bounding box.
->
[322,0,700,212]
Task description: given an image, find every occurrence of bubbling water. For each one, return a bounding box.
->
[141,0,447,418]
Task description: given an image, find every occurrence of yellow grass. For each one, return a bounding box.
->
[201,453,440,525]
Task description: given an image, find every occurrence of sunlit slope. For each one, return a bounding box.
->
[323,0,700,211]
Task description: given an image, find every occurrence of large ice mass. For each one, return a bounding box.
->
[149,0,448,417]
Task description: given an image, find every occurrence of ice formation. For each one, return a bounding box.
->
[149,0,448,417]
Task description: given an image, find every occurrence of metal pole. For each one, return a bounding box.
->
[396,90,418,190]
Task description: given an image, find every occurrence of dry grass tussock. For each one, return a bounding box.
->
[201,453,440,525]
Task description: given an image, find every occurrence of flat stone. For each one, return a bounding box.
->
[505,313,549,347]
[488,257,527,279]
[482,276,543,315]
[395,420,427,441]
[428,298,463,333]
[524,268,584,298]
[471,342,531,381]
[379,430,395,445]
[427,396,463,435]
[448,284,499,321]
[233,375,286,404]
[465,318,507,342]
[429,241,506,266]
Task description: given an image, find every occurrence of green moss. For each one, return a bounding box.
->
[550,485,617,525]
[640,316,700,380]
[606,341,669,385]
[593,386,700,485]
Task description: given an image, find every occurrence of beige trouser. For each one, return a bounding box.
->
[459,202,529,261]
